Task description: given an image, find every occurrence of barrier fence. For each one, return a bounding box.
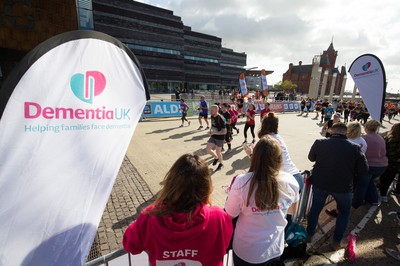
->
[85,170,337,266]
[142,100,302,118]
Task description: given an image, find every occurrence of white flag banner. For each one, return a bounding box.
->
[239,73,247,95]
[348,54,386,121]
[0,31,149,265]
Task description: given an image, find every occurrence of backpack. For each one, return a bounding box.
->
[285,222,307,248]
[281,222,308,259]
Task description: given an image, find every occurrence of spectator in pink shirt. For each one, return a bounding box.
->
[123,154,233,266]
[362,120,388,205]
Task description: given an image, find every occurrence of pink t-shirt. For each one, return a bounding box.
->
[246,109,256,125]
[229,109,238,123]
[362,133,388,167]
[123,203,233,266]
[260,108,271,119]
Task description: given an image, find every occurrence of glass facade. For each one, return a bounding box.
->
[90,0,246,93]
[77,0,94,30]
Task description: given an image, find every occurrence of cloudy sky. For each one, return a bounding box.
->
[137,0,400,94]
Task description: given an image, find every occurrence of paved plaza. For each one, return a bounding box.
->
[89,99,400,265]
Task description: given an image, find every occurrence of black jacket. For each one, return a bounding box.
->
[308,134,369,193]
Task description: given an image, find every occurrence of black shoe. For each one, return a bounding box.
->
[325,208,338,218]
[212,158,219,166]
[216,163,224,171]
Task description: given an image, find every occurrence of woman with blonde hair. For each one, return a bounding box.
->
[346,122,367,154]
[225,136,299,265]
[346,122,369,209]
[123,154,233,266]
[362,120,388,205]
[379,123,400,201]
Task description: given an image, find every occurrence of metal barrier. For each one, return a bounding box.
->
[85,248,131,266]
[293,170,336,234]
[294,170,312,223]
[85,248,233,266]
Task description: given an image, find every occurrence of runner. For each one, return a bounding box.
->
[221,103,232,153]
[206,105,227,171]
[229,104,239,134]
[243,103,256,144]
[260,102,272,121]
[179,99,190,127]
[197,95,209,130]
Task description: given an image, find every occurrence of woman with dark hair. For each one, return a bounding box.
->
[225,136,299,265]
[379,123,400,200]
[123,154,233,266]
[243,103,256,144]
[258,112,304,192]
[179,98,190,127]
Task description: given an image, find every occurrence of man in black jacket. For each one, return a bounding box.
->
[306,122,368,250]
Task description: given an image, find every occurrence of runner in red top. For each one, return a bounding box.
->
[260,102,271,122]
[243,103,256,144]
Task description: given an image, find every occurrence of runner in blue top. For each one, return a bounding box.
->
[324,103,335,122]
[197,95,209,130]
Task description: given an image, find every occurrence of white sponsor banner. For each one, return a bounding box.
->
[239,73,247,95]
[260,69,268,92]
[348,54,386,121]
[0,31,149,265]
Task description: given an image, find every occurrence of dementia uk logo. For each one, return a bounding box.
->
[361,62,371,71]
[70,71,106,104]
[24,71,131,120]
[354,62,379,78]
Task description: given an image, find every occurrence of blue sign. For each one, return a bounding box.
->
[143,102,181,117]
[283,102,300,112]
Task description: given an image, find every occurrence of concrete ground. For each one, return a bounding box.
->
[90,95,400,265]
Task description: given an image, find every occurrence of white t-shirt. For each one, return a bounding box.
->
[224,171,299,264]
[348,137,368,154]
[271,134,299,175]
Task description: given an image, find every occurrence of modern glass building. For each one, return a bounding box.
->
[89,0,247,94]
[0,0,247,94]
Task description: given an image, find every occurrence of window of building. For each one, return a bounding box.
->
[77,0,94,30]
[125,43,181,55]
[184,56,218,64]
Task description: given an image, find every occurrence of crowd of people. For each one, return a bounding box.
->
[123,94,400,265]
[299,97,399,124]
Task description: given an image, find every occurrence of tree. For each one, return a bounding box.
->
[274,80,297,91]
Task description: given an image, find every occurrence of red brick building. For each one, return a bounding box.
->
[282,42,347,98]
